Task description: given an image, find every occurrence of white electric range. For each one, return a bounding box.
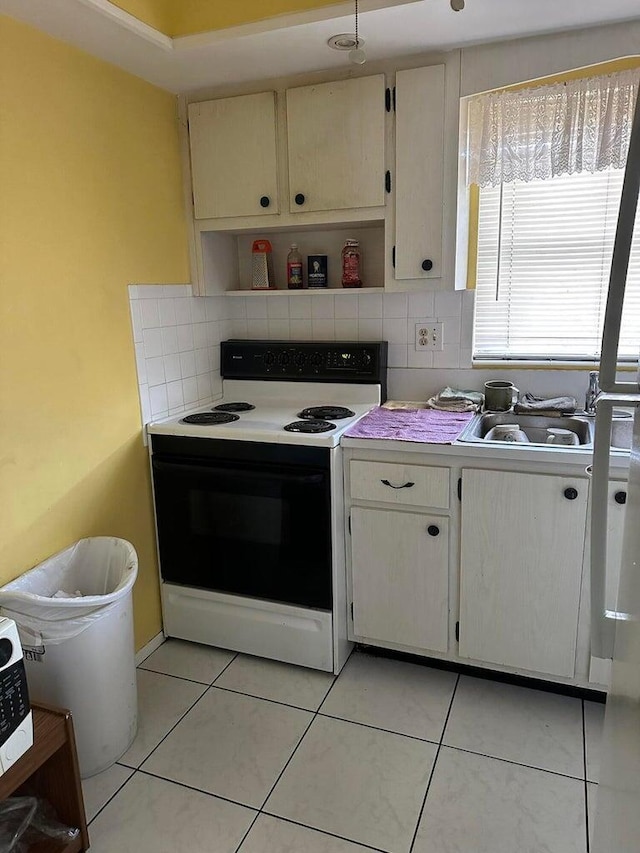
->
[147,340,387,674]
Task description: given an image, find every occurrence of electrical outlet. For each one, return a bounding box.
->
[415,321,443,351]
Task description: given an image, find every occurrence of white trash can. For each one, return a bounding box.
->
[0,537,138,778]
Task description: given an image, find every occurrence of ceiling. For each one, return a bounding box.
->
[110,0,349,37]
[2,0,640,93]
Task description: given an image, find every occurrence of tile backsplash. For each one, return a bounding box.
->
[128,285,230,426]
[129,285,592,416]
[227,289,475,372]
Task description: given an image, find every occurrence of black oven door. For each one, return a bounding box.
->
[152,451,332,610]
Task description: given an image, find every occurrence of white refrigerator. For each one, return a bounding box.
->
[590,88,640,853]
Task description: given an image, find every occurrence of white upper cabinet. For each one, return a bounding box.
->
[394,64,445,281]
[286,75,386,214]
[188,92,279,220]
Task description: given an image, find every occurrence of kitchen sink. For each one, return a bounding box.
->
[458,412,594,448]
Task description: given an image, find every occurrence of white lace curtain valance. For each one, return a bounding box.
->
[466,69,640,188]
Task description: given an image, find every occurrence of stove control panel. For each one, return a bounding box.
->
[222,340,387,388]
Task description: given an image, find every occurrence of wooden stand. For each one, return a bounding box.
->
[0,703,89,852]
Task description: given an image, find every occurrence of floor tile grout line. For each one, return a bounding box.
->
[135,766,259,811]
[207,682,329,714]
[315,655,349,714]
[232,809,262,853]
[137,665,216,686]
[85,767,136,828]
[408,674,460,853]
[210,652,241,686]
[133,654,239,773]
[256,710,318,813]
[257,811,390,853]
[316,711,441,745]
[582,700,591,853]
[135,636,167,667]
[440,744,588,783]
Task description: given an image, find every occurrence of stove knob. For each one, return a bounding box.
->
[361,351,372,366]
[278,352,291,367]
[310,353,323,366]
[264,351,275,366]
[294,353,306,368]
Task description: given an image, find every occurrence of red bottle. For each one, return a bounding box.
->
[341,240,362,288]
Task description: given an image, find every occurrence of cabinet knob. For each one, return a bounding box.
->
[564,487,578,501]
[381,479,414,490]
[615,491,627,505]
[421,259,433,272]
[259,195,270,208]
[427,525,440,537]
[294,193,306,206]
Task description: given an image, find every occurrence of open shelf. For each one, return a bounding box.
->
[199,222,386,294]
[225,287,383,296]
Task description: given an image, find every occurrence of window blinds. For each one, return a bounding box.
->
[474,169,640,361]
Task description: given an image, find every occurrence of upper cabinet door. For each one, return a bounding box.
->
[188,92,279,220]
[286,75,386,214]
[395,65,445,280]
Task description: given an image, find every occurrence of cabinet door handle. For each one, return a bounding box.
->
[421,259,433,272]
[294,193,306,206]
[381,479,414,490]
[564,487,578,500]
[259,195,270,208]
[427,525,440,537]
[615,490,627,505]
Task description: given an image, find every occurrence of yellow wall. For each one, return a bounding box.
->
[0,15,190,649]
[111,0,341,36]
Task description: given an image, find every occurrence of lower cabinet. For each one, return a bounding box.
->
[350,506,449,653]
[459,469,588,678]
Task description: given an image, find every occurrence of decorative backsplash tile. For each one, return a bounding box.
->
[226,290,475,371]
[128,285,477,430]
[128,285,596,413]
[128,284,225,430]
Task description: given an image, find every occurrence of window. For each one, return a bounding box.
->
[465,66,640,363]
[474,169,640,361]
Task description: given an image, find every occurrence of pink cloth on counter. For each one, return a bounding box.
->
[345,406,474,444]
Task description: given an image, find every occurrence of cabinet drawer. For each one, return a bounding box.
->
[350,461,449,508]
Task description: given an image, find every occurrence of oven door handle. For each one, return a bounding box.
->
[152,458,326,486]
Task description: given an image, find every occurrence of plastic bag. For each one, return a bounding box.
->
[0,537,137,647]
[0,797,79,852]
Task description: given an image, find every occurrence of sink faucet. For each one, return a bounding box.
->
[585,371,600,414]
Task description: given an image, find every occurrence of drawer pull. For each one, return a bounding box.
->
[427,525,440,537]
[615,491,627,505]
[564,487,578,501]
[381,479,415,490]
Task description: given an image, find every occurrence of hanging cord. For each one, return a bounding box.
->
[355,0,359,47]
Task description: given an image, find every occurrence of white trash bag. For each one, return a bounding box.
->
[0,537,138,648]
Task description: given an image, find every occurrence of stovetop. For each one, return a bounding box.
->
[147,381,378,447]
[147,341,386,448]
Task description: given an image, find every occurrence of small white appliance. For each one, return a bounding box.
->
[0,617,33,773]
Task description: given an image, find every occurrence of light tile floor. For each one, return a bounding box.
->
[82,640,605,853]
